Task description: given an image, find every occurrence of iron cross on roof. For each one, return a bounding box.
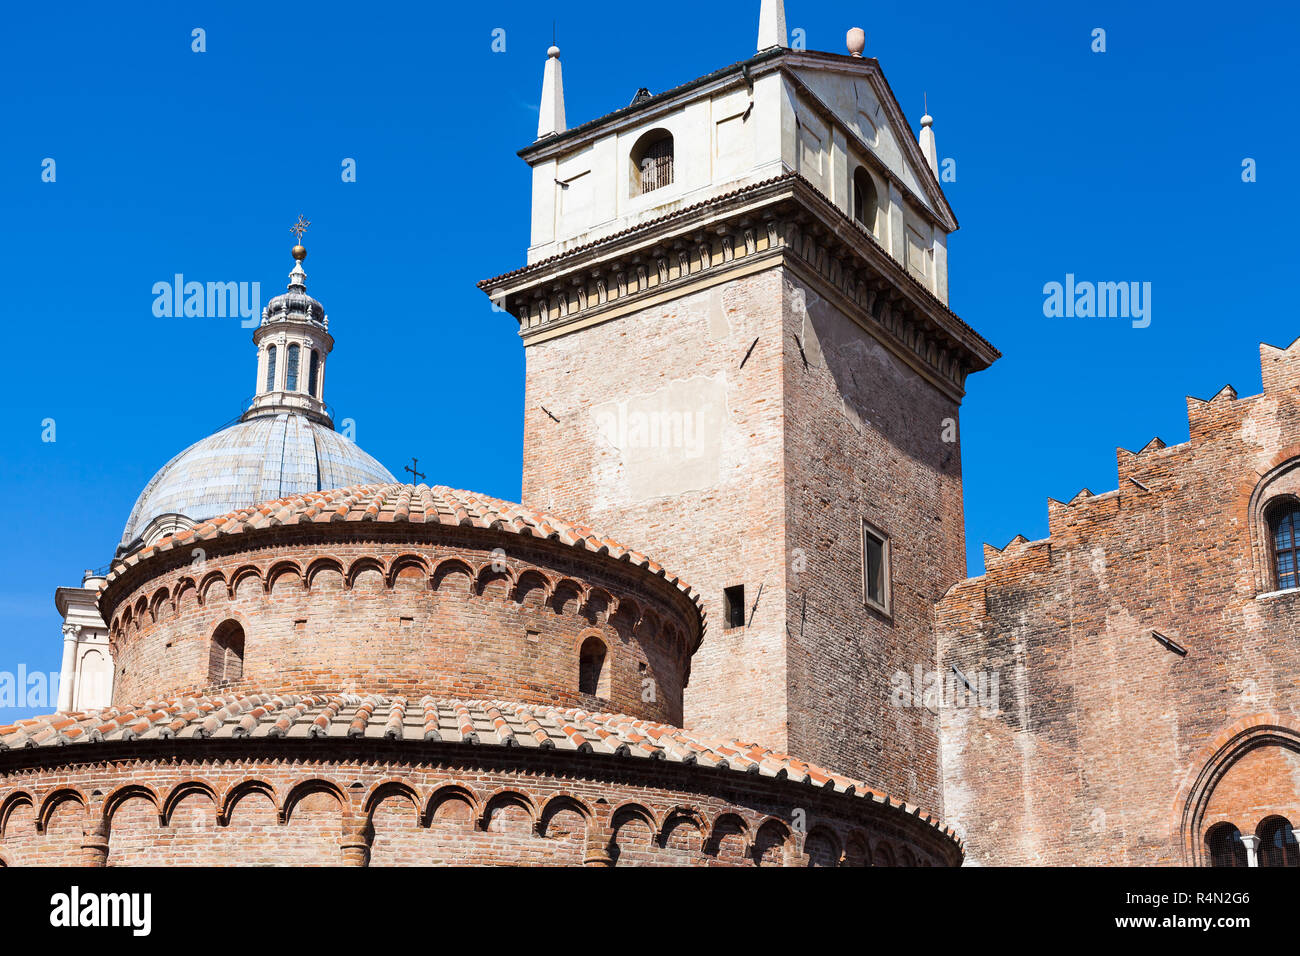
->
[290,215,311,242]
[404,458,426,483]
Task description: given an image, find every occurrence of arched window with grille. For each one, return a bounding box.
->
[308,349,320,397]
[286,344,300,392]
[265,345,277,391]
[630,129,674,196]
[1268,499,1300,590]
[1257,816,1300,867]
[208,620,245,686]
[853,166,878,233]
[1205,823,1248,867]
[578,636,608,697]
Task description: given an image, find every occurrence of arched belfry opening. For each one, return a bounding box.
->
[853,166,878,233]
[630,129,674,196]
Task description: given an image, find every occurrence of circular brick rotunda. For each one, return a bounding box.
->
[4,485,961,866]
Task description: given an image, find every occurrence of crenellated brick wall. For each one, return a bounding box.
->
[936,339,1300,865]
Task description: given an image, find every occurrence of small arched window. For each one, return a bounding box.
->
[1258,816,1300,867]
[286,344,300,392]
[1268,500,1300,591]
[265,345,277,391]
[308,350,320,397]
[208,620,245,686]
[1205,823,1248,867]
[630,129,674,196]
[853,167,878,233]
[578,636,607,697]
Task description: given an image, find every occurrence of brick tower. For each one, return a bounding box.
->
[480,4,999,809]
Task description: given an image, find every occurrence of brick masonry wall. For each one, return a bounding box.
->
[0,743,961,867]
[783,265,966,813]
[521,269,792,756]
[521,263,967,815]
[936,342,1300,865]
[102,525,697,725]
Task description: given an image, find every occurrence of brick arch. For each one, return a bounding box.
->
[475,564,513,599]
[37,788,88,833]
[363,779,422,817]
[0,791,34,839]
[609,802,658,865]
[430,558,474,595]
[197,570,228,605]
[386,554,430,589]
[873,838,897,866]
[512,569,552,605]
[1175,713,1300,865]
[580,586,614,623]
[704,811,750,862]
[480,789,537,833]
[424,784,479,826]
[344,557,385,590]
[658,806,706,857]
[843,830,871,866]
[303,557,345,591]
[281,779,346,824]
[103,784,162,827]
[265,560,305,594]
[218,779,279,825]
[803,825,842,867]
[161,781,219,825]
[752,817,792,866]
[537,794,592,838]
[148,587,171,622]
[550,578,585,615]
[227,564,264,599]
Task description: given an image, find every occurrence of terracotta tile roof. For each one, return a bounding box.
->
[0,692,959,846]
[109,483,704,626]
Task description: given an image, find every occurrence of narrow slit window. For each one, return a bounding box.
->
[286,344,300,392]
[264,345,277,391]
[723,584,746,629]
[308,349,320,397]
[578,636,607,696]
[862,520,891,612]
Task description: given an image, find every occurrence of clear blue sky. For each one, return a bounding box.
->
[1,1,1294,721]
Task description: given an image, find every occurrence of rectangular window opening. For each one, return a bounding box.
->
[862,520,891,613]
[723,584,746,630]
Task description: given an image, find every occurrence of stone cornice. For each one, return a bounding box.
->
[481,175,998,397]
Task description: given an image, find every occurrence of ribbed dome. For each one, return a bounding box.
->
[119,413,394,553]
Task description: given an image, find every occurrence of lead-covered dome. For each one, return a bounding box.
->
[116,238,396,556]
[119,413,394,554]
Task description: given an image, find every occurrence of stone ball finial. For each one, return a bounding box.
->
[847,27,866,57]
[548,45,561,58]
[921,114,934,128]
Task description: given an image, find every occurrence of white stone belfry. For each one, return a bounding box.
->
[538,45,566,139]
[758,0,788,51]
[919,108,939,178]
[55,571,113,711]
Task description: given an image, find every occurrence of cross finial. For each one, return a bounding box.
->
[290,215,311,243]
[404,457,426,484]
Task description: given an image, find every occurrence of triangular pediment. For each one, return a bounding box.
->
[785,52,955,231]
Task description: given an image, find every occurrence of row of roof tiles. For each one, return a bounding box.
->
[0,691,958,846]
[110,483,704,624]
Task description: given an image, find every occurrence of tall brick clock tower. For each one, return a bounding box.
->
[480,2,999,810]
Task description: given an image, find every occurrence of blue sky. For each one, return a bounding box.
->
[1,1,1294,721]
